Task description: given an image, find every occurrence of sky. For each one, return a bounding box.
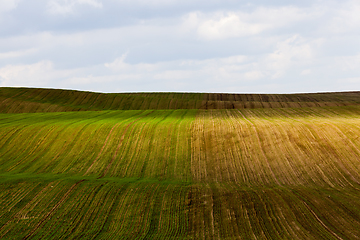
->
[0,0,360,93]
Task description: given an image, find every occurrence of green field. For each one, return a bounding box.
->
[1,88,360,239]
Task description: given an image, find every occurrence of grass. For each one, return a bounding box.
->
[1,87,360,239]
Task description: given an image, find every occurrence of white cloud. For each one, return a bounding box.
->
[265,35,314,78]
[103,54,268,90]
[0,61,73,87]
[327,0,360,34]
[182,6,318,40]
[104,53,158,72]
[301,69,311,75]
[47,0,103,15]
[1,0,360,93]
[338,77,360,83]
[196,12,266,40]
[244,71,263,80]
[0,0,20,12]
[104,53,129,70]
[0,54,260,91]
[331,54,360,71]
[0,48,37,59]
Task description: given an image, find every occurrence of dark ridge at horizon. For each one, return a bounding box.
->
[1,87,360,113]
[3,86,360,95]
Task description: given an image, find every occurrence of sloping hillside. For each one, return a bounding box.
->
[1,88,360,239]
[1,87,360,113]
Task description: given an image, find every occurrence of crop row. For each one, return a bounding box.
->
[190,107,360,187]
[2,104,360,238]
[0,177,360,239]
[1,88,360,113]
[0,110,197,182]
[2,107,360,187]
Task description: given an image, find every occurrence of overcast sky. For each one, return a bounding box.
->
[0,0,359,93]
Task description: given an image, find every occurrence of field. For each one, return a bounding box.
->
[2,87,360,113]
[1,88,360,239]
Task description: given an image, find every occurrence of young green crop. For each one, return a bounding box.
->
[2,89,360,238]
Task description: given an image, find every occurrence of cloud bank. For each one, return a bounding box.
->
[0,0,359,93]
